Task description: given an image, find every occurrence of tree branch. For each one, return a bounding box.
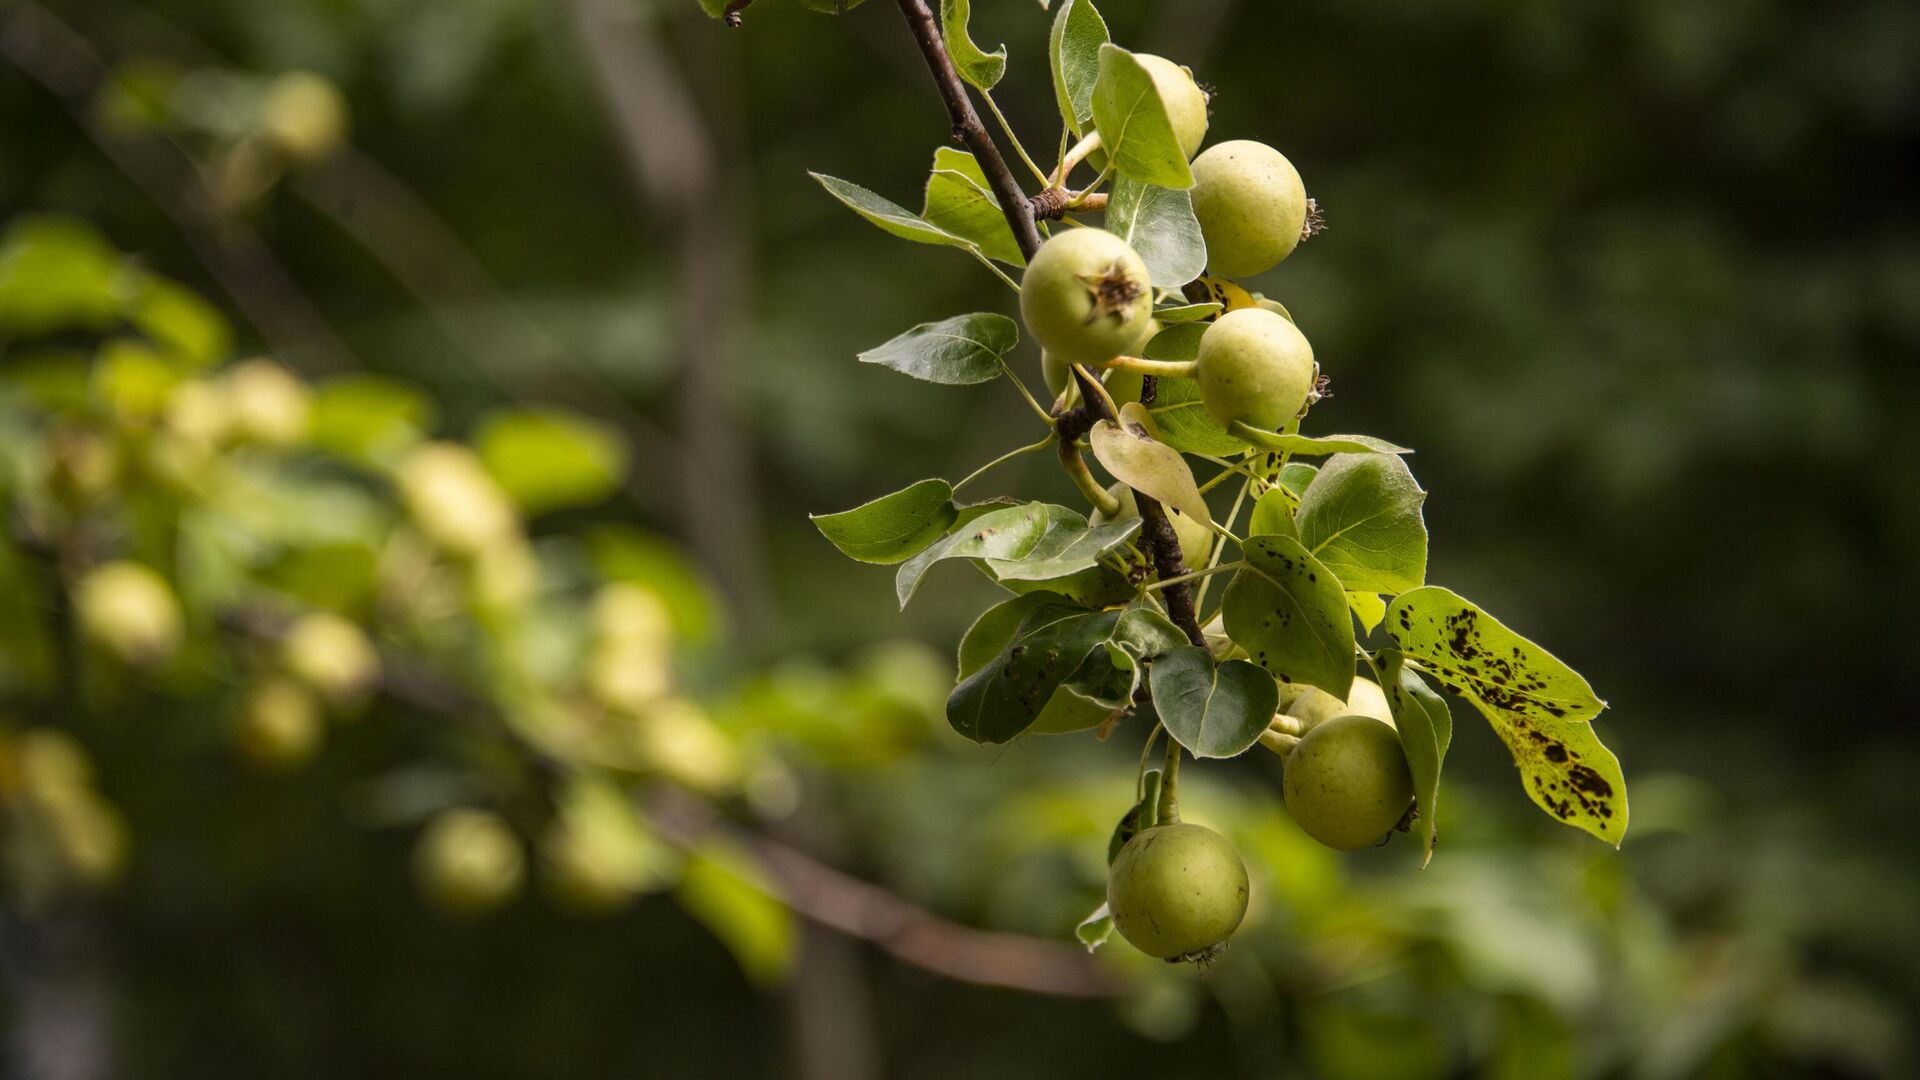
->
[889,0,1207,647]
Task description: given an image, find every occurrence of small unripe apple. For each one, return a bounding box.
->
[1019,229,1155,366]
[1282,714,1413,851]
[1196,308,1316,431]
[1090,54,1209,167]
[1091,483,1213,570]
[75,561,183,665]
[260,71,348,165]
[1107,822,1249,960]
[282,611,379,706]
[224,359,310,447]
[396,442,518,555]
[233,677,323,770]
[414,808,525,916]
[1190,140,1308,278]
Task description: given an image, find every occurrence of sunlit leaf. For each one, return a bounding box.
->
[857,312,1016,385]
[811,478,957,564]
[1376,650,1452,866]
[1295,453,1428,595]
[474,407,627,516]
[921,148,1024,266]
[675,840,795,986]
[1222,534,1355,699]
[1088,414,1210,524]
[1048,0,1108,136]
[939,0,1006,90]
[810,172,977,251]
[1090,45,1193,189]
[1105,175,1205,286]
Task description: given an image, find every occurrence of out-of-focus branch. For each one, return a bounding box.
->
[0,2,356,373]
[567,0,771,631]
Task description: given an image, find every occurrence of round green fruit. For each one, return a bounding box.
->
[1090,54,1209,166]
[1282,714,1414,851]
[1196,308,1317,430]
[282,611,379,706]
[1019,229,1154,366]
[1278,676,1394,729]
[1190,140,1307,278]
[414,808,525,916]
[1107,822,1249,960]
[233,678,323,770]
[1091,483,1213,571]
[75,561,183,665]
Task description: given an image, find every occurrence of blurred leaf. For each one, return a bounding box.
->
[857,312,1016,385]
[1105,176,1205,287]
[811,478,957,564]
[1386,587,1623,845]
[129,277,231,369]
[1296,453,1429,595]
[939,0,1006,90]
[92,340,179,421]
[1090,45,1193,189]
[475,407,627,516]
[1149,645,1277,758]
[1048,0,1108,136]
[310,375,434,466]
[0,215,127,337]
[1222,534,1355,699]
[259,541,380,614]
[921,148,1024,266]
[1376,650,1452,865]
[586,525,722,643]
[674,840,794,986]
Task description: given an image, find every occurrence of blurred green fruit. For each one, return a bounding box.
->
[414,808,525,916]
[75,560,182,665]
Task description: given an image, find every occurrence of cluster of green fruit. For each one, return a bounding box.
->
[800,0,1624,967]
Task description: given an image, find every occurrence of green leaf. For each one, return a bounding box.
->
[1222,534,1355,699]
[474,407,628,516]
[810,172,976,251]
[857,312,1016,385]
[1348,591,1387,634]
[939,0,1006,90]
[0,215,126,336]
[1151,301,1220,325]
[921,148,1024,266]
[1137,325,1242,456]
[1149,645,1278,759]
[1087,415,1210,524]
[1090,45,1194,189]
[1376,650,1452,866]
[1295,453,1429,595]
[1048,0,1108,136]
[1105,176,1206,287]
[674,840,795,986]
[1075,901,1114,951]
[957,591,1066,680]
[1232,426,1414,456]
[895,502,1137,607]
[130,277,230,369]
[310,375,433,466]
[1247,487,1299,539]
[587,526,723,643]
[791,0,869,12]
[811,478,957,564]
[947,604,1180,743]
[1385,587,1623,846]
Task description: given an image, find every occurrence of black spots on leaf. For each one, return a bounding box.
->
[1544,743,1569,764]
[1567,764,1613,800]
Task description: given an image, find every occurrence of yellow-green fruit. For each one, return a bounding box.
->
[11,729,95,800]
[1107,822,1249,960]
[396,441,518,555]
[1019,228,1154,366]
[593,583,672,650]
[1091,483,1213,570]
[75,561,183,665]
[260,71,348,164]
[233,678,323,770]
[1278,676,1393,729]
[626,700,739,793]
[1282,714,1413,851]
[1090,53,1209,167]
[282,612,379,705]
[1190,140,1307,278]
[415,808,525,916]
[224,359,310,446]
[1196,308,1316,430]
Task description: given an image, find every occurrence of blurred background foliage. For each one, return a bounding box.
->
[0,0,1916,1077]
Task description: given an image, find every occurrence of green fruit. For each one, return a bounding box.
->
[1107,822,1249,960]
[1196,308,1316,430]
[1043,353,1144,407]
[260,71,348,164]
[233,678,323,770]
[397,441,518,555]
[1090,54,1209,167]
[415,808,525,916]
[1091,483,1213,570]
[282,612,379,706]
[1282,714,1413,851]
[1278,676,1393,729]
[1190,140,1307,278]
[1019,229,1154,366]
[75,561,182,665]
[224,359,310,446]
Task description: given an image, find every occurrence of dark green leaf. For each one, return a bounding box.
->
[810,478,957,564]
[1222,534,1355,698]
[1149,645,1278,758]
[858,312,1016,385]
